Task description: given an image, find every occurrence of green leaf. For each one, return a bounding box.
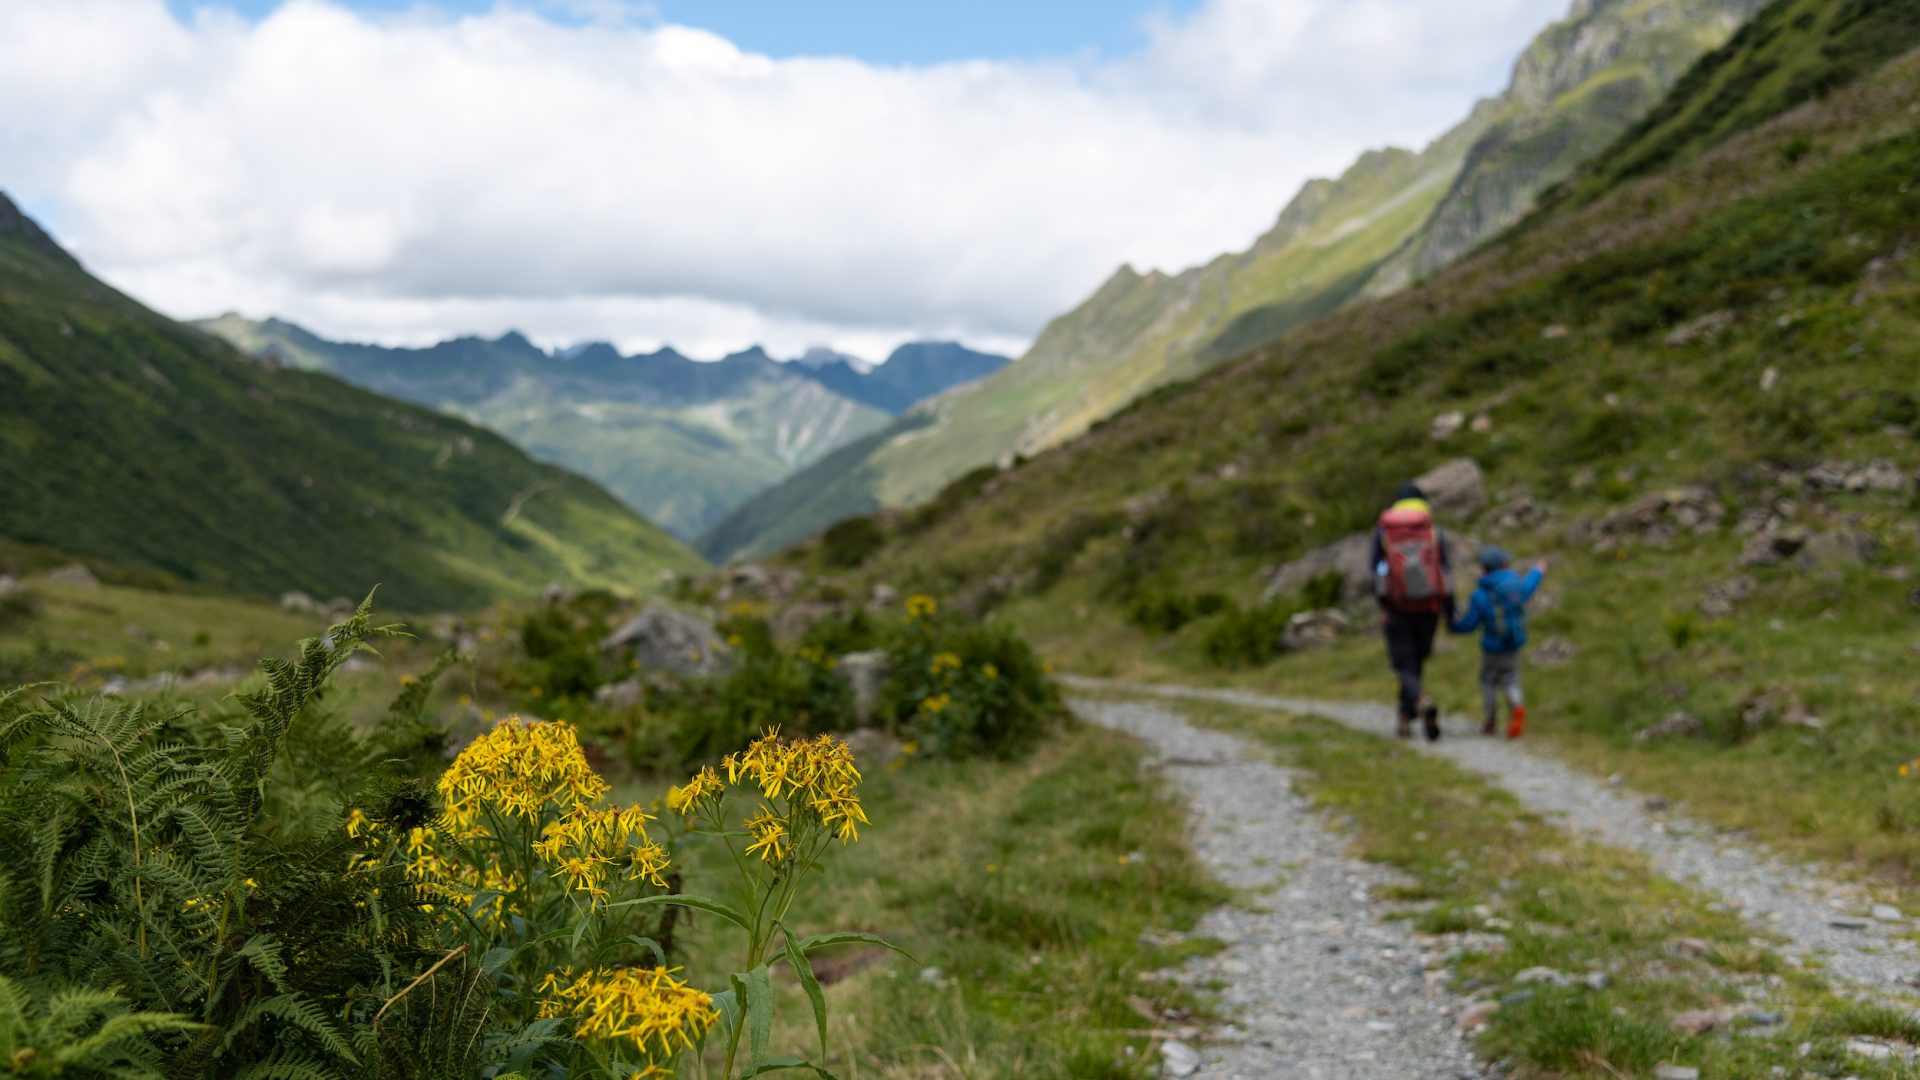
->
[605,893,751,932]
[779,923,829,1057]
[731,965,773,1067]
[623,935,667,967]
[710,987,739,1035]
[797,931,915,963]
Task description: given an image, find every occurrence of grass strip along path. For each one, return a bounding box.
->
[1071,683,1920,1079]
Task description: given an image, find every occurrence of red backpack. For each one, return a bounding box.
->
[1379,506,1448,613]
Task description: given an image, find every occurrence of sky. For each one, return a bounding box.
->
[0,0,1576,361]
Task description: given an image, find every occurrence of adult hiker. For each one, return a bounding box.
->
[1371,482,1454,741]
[1450,546,1547,738]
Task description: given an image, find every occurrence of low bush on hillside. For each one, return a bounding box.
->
[0,598,900,1079]
[881,595,1061,759]
[818,515,886,569]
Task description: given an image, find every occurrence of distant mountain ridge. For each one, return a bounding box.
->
[703,0,1766,563]
[201,316,1006,540]
[0,194,703,609]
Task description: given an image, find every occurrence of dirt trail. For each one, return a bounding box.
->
[1076,696,1486,1079]
[1065,676,1920,994]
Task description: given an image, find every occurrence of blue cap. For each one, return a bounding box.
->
[1479,546,1512,571]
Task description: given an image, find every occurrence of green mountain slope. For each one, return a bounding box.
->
[203,319,1006,541]
[0,198,703,609]
[833,0,1920,627]
[704,0,1765,563]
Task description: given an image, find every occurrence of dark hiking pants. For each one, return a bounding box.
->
[1383,610,1441,720]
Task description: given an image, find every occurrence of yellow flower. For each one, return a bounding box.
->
[666,766,724,816]
[900,740,919,756]
[920,692,951,716]
[905,594,938,621]
[344,807,374,838]
[437,717,610,836]
[982,663,999,681]
[930,651,962,676]
[725,730,870,846]
[743,806,790,863]
[726,633,745,647]
[539,966,717,1061]
[533,803,669,901]
[528,685,544,698]
[398,673,416,687]
[458,693,473,707]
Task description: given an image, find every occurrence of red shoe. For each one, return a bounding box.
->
[1507,705,1528,739]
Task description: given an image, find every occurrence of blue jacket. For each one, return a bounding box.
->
[1450,567,1543,653]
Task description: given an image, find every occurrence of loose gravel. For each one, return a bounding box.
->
[1077,696,1488,1080]
[1067,676,1920,995]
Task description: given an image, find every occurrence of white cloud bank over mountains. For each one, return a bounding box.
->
[0,0,1572,359]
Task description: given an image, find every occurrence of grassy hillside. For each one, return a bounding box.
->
[821,3,1920,886]
[0,199,703,610]
[204,318,900,540]
[704,0,1765,562]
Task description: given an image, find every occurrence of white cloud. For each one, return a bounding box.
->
[0,0,1573,359]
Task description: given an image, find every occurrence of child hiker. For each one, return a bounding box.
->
[1449,546,1546,738]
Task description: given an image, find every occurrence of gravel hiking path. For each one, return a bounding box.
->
[1065,676,1920,996]
[1076,696,1488,1080]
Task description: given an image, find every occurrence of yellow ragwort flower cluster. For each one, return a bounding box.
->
[905,593,938,621]
[930,651,962,676]
[665,765,724,816]
[537,966,718,1064]
[722,730,870,853]
[437,718,610,835]
[531,803,670,903]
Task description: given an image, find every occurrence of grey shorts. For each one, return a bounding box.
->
[1480,650,1521,689]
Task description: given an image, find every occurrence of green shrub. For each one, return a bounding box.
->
[1200,600,1299,669]
[1124,587,1227,635]
[884,602,1060,759]
[819,515,887,569]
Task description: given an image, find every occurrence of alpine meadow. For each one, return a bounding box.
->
[5,0,1920,1078]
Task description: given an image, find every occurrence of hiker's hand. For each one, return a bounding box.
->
[1534,559,1549,574]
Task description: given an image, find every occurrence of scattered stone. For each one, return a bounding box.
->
[917,966,944,984]
[279,591,320,613]
[1457,1001,1499,1031]
[1532,637,1577,667]
[1699,575,1758,618]
[1514,966,1567,986]
[1588,486,1725,547]
[1829,916,1871,930]
[600,603,730,676]
[1846,1036,1906,1061]
[1124,489,1174,523]
[841,727,904,770]
[838,651,892,722]
[1159,1039,1200,1078]
[539,582,575,606]
[772,600,839,641]
[1469,413,1493,434]
[45,563,100,587]
[1643,796,1671,813]
[1652,1065,1701,1080]
[1738,1010,1785,1028]
[1669,1008,1733,1036]
[720,563,804,603]
[1669,937,1713,959]
[1739,686,1821,731]
[1260,533,1375,607]
[1738,528,1808,569]
[1797,528,1881,570]
[1487,494,1553,533]
[0,574,18,597]
[1635,712,1701,743]
[1665,309,1735,347]
[593,677,644,710]
[1280,609,1351,651]
[1873,904,1904,923]
[1499,989,1535,1007]
[1414,458,1488,519]
[868,583,899,612]
[1541,324,1570,339]
[1431,411,1466,440]
[1582,971,1611,990]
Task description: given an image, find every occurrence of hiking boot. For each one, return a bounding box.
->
[1421,701,1441,742]
[1481,717,1498,736]
[1507,705,1528,740]
[1396,716,1413,739]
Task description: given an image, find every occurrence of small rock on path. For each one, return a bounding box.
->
[1067,677,1918,994]
[1077,697,1486,1079]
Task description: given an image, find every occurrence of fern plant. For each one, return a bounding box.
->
[0,596,460,1078]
